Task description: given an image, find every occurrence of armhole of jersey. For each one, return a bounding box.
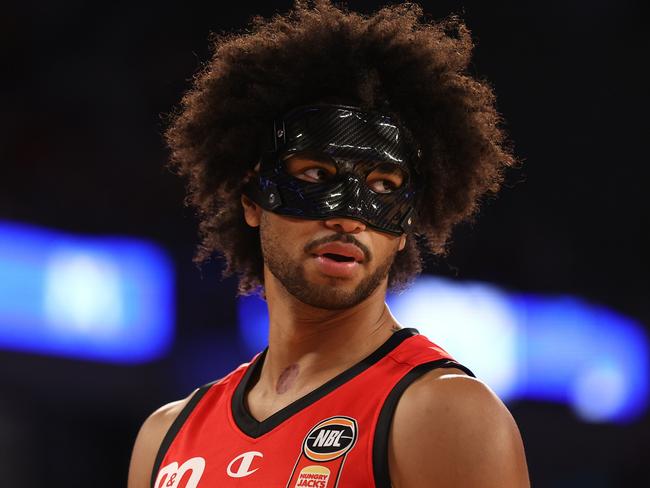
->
[372,359,475,488]
[149,382,215,488]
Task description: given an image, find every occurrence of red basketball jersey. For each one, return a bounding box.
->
[151,328,473,488]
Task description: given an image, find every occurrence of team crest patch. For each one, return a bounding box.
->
[286,416,358,488]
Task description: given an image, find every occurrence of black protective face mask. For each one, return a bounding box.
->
[245,104,419,235]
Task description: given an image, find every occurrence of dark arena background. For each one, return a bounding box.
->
[1,1,648,486]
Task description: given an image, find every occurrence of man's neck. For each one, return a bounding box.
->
[246,270,400,420]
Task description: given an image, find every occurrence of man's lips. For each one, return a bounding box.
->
[311,241,366,263]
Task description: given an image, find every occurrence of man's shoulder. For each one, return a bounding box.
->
[389,369,530,487]
[127,391,199,488]
[391,367,493,433]
[397,367,495,412]
[126,361,254,488]
[147,394,197,434]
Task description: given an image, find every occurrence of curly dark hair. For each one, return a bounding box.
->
[165,0,516,295]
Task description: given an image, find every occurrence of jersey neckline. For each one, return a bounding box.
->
[231,327,419,438]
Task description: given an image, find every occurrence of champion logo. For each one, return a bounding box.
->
[227,451,263,478]
[303,417,357,462]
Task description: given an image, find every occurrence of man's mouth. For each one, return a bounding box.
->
[320,253,356,263]
[309,240,366,278]
[311,241,365,263]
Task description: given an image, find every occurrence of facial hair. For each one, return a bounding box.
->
[259,216,397,310]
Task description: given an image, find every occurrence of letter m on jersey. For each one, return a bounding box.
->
[154,457,206,488]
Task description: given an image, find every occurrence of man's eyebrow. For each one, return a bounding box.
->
[371,162,405,175]
[283,152,336,165]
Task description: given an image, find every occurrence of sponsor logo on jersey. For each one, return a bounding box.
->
[294,465,331,488]
[303,417,357,462]
[227,451,263,478]
[155,457,205,488]
[286,416,358,488]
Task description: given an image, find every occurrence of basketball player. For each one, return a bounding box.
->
[128,2,530,487]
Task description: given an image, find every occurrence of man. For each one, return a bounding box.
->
[128,1,530,487]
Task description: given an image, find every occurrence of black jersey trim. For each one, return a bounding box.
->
[231,327,419,438]
[150,382,215,488]
[372,360,475,488]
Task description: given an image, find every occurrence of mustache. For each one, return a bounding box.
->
[304,233,372,262]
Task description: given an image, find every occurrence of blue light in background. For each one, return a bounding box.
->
[237,294,270,354]
[0,221,175,363]
[513,294,649,423]
[387,278,521,402]
[237,276,648,423]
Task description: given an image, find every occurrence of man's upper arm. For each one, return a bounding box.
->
[127,392,196,488]
[388,372,530,488]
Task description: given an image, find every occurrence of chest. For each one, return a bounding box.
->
[151,331,460,488]
[155,385,383,488]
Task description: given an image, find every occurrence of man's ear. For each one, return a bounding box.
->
[398,234,407,251]
[241,194,262,228]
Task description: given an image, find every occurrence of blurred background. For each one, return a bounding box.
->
[1,0,648,486]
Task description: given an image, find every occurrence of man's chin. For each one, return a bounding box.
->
[290,284,370,310]
[286,271,386,310]
[265,249,394,310]
[308,270,361,287]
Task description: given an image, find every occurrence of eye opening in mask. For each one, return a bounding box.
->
[364,162,407,194]
[282,151,408,194]
[282,151,338,184]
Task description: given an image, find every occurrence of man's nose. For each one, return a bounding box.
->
[323,216,367,234]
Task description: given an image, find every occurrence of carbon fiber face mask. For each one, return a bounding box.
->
[245,105,419,235]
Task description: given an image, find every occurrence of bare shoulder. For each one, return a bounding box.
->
[388,368,530,488]
[127,390,199,488]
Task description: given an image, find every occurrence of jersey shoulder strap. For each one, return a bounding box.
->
[372,332,475,488]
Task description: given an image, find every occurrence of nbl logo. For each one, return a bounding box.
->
[303,417,357,462]
[287,416,358,488]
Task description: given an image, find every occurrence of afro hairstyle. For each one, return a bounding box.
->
[165,0,517,294]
